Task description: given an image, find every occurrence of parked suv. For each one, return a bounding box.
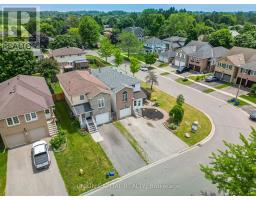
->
[176,66,191,74]
[32,140,51,170]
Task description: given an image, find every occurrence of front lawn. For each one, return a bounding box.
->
[158,63,169,68]
[0,138,7,196]
[54,101,118,195]
[214,82,232,90]
[176,77,193,85]
[160,72,170,76]
[203,88,215,94]
[142,82,212,146]
[240,94,256,104]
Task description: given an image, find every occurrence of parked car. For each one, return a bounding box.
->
[140,65,149,71]
[176,66,190,74]
[32,140,51,170]
[249,111,256,121]
[205,75,219,82]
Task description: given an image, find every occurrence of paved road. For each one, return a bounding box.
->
[99,123,146,176]
[87,67,254,196]
[6,142,67,196]
[120,117,187,163]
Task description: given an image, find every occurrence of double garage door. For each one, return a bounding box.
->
[5,127,47,149]
[174,60,185,67]
[119,107,131,119]
[95,112,111,125]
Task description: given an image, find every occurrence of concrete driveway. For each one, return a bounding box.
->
[99,123,146,176]
[6,143,67,196]
[120,116,188,163]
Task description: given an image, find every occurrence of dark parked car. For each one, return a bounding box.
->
[249,111,256,121]
[205,76,219,82]
[176,66,191,74]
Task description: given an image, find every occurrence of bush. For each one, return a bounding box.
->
[250,84,256,96]
[50,129,66,150]
[176,94,185,106]
[168,123,178,130]
[169,104,184,125]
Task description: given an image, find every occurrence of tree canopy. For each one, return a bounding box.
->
[208,29,233,48]
[119,32,142,57]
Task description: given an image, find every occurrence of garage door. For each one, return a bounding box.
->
[223,74,231,82]
[120,107,131,119]
[95,112,110,125]
[29,127,47,142]
[214,72,222,79]
[5,133,26,148]
[175,60,185,67]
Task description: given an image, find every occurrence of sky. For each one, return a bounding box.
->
[1,4,256,12]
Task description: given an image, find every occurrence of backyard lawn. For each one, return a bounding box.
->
[0,138,7,196]
[86,55,112,69]
[54,101,118,195]
[142,82,212,146]
[51,82,63,94]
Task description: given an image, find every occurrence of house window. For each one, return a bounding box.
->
[122,91,128,102]
[80,95,85,100]
[134,100,137,106]
[6,116,20,126]
[25,112,38,122]
[98,98,105,108]
[45,109,50,114]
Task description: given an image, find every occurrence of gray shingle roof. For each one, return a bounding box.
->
[92,67,139,93]
[145,37,164,46]
[51,47,85,57]
[159,49,176,58]
[163,36,187,43]
[123,27,144,38]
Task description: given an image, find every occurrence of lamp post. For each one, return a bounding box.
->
[235,66,244,101]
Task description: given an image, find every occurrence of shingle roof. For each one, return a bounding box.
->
[189,44,213,59]
[123,27,144,38]
[92,67,139,93]
[57,70,110,98]
[227,46,256,62]
[0,75,54,119]
[241,61,256,71]
[145,37,164,46]
[159,49,176,58]
[51,47,85,57]
[212,46,229,58]
[163,36,187,43]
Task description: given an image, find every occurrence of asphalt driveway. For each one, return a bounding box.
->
[6,143,67,196]
[99,123,146,176]
[120,117,188,163]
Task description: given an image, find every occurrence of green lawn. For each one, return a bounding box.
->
[240,94,256,104]
[113,121,149,164]
[227,98,249,107]
[142,82,212,146]
[176,78,193,85]
[0,138,7,196]
[158,63,169,68]
[86,55,112,68]
[160,72,170,76]
[122,52,145,62]
[214,82,232,90]
[51,82,63,94]
[189,74,210,82]
[203,88,215,94]
[54,101,118,195]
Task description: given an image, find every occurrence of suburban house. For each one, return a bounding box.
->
[158,50,176,63]
[50,47,89,73]
[123,26,144,41]
[144,37,166,54]
[162,36,187,51]
[188,45,229,73]
[57,70,112,132]
[92,67,147,119]
[174,40,228,73]
[0,75,57,149]
[214,46,256,87]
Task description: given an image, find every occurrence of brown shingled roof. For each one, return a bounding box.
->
[0,75,54,119]
[50,47,85,57]
[57,70,111,98]
[227,46,256,62]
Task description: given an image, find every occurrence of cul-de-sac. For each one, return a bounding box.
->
[0,4,256,196]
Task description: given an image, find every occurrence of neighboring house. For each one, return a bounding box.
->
[162,36,187,51]
[123,26,144,41]
[0,75,56,149]
[50,47,89,73]
[92,67,147,119]
[214,46,256,87]
[57,70,112,131]
[158,50,176,63]
[144,37,166,54]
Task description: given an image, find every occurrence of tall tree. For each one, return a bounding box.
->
[98,37,114,62]
[145,71,158,90]
[79,16,100,47]
[208,29,233,48]
[50,34,77,49]
[38,58,59,82]
[119,32,142,57]
[113,48,124,67]
[200,130,256,196]
[129,57,140,76]
[145,53,157,67]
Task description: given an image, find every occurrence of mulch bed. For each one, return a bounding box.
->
[142,108,164,121]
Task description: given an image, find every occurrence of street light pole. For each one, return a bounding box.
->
[235,66,244,101]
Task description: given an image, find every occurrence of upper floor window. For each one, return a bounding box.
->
[6,116,20,127]
[98,98,105,108]
[122,91,128,102]
[80,95,85,101]
[25,112,38,122]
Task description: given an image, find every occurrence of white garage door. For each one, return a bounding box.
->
[29,127,47,142]
[120,107,131,119]
[175,60,185,67]
[95,112,110,125]
[5,133,26,148]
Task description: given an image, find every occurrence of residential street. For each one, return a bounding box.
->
[87,67,255,196]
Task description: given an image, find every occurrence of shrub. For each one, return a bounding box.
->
[176,94,185,106]
[250,84,256,96]
[168,123,178,130]
[50,129,66,150]
[169,104,184,125]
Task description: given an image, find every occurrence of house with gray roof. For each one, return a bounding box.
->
[123,26,144,41]
[162,36,187,51]
[159,50,176,63]
[92,67,146,119]
[144,37,166,54]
